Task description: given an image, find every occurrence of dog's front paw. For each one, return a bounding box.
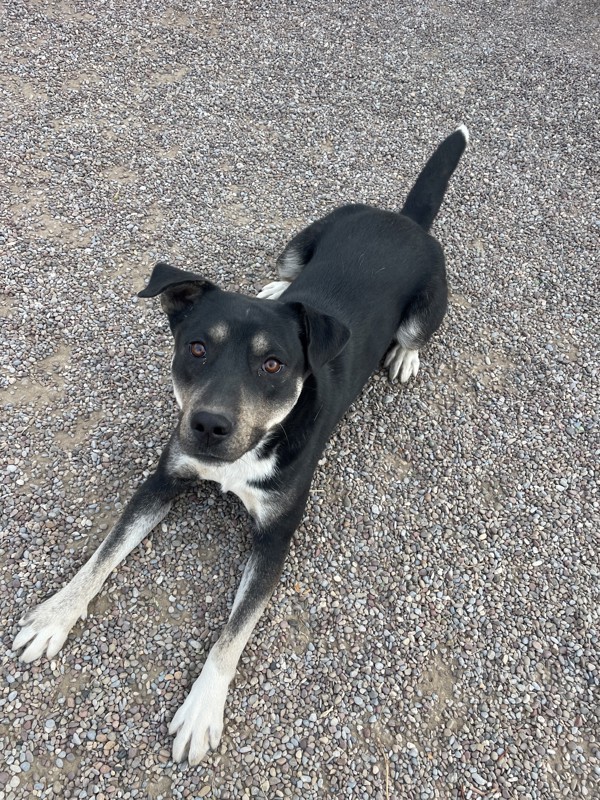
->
[384,345,420,383]
[169,658,230,765]
[257,280,290,300]
[12,588,87,663]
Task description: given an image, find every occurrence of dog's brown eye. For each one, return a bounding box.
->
[190,341,207,359]
[262,357,284,374]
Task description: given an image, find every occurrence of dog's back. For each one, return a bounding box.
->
[279,125,470,399]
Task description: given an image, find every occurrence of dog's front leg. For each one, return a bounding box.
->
[12,444,189,663]
[169,519,297,765]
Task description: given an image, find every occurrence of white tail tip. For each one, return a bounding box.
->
[456,123,470,145]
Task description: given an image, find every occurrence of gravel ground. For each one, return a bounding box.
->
[1,1,598,798]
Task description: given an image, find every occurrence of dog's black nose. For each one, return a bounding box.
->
[190,411,233,448]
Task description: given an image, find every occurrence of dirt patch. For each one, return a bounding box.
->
[418,652,459,732]
[146,776,173,799]
[40,0,98,23]
[283,604,312,656]
[435,348,515,398]
[382,452,412,480]
[450,291,473,308]
[2,345,72,407]
[147,68,189,87]
[34,213,93,246]
[62,73,103,90]
[157,7,222,38]
[53,410,105,447]
[102,166,138,183]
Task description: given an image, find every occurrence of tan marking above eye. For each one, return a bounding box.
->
[251,332,269,355]
[209,323,229,343]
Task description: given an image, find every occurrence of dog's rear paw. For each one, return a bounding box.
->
[384,346,420,383]
[13,589,87,662]
[169,658,229,765]
[257,280,290,300]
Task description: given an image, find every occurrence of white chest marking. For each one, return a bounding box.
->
[172,448,278,524]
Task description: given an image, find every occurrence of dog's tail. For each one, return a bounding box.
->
[400,124,469,232]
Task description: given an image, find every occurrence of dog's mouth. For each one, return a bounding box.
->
[178,421,267,465]
[192,450,232,464]
[180,439,239,463]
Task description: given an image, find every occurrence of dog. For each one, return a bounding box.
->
[13,125,469,764]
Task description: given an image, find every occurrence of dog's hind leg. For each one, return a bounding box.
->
[385,319,423,383]
[12,440,189,662]
[385,272,448,383]
[257,279,290,300]
[258,217,327,300]
[259,205,372,300]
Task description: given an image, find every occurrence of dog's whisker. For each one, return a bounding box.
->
[277,423,290,447]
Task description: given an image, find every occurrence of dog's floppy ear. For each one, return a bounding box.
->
[138,262,216,315]
[290,302,350,372]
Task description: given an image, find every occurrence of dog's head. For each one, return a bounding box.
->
[139,262,349,462]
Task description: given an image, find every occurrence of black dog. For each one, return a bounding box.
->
[13,126,469,764]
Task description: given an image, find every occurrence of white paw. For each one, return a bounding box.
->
[384,346,420,383]
[13,587,88,662]
[169,657,230,765]
[257,280,290,300]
